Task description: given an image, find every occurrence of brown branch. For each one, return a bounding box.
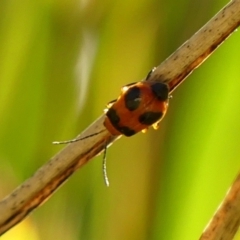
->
[0,117,118,234]
[199,173,240,240]
[0,0,240,236]
[147,0,240,92]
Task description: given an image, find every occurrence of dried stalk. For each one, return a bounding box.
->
[200,173,240,240]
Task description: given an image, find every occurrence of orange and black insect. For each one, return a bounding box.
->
[104,75,169,136]
[53,68,170,185]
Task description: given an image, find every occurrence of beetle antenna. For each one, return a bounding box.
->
[102,142,109,187]
[145,67,156,80]
[52,130,105,145]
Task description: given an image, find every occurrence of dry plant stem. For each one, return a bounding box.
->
[0,0,240,236]
[199,173,240,240]
[0,116,118,235]
[148,0,240,93]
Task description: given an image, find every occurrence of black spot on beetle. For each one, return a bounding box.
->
[139,112,163,126]
[124,86,141,111]
[107,109,136,136]
[119,126,136,136]
[106,108,120,125]
[151,83,169,101]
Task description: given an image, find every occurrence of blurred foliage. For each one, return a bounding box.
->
[0,0,240,239]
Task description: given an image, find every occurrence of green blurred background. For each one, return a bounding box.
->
[0,0,239,239]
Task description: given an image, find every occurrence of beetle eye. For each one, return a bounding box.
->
[151,83,169,101]
[124,86,141,111]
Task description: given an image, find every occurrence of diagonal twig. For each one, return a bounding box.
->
[199,173,240,240]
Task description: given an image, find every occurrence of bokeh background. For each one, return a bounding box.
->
[0,0,240,239]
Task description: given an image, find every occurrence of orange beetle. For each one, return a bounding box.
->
[104,79,169,137]
[53,68,170,186]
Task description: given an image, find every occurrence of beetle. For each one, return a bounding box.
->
[53,68,170,186]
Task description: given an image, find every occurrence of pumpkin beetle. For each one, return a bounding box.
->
[53,67,170,186]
